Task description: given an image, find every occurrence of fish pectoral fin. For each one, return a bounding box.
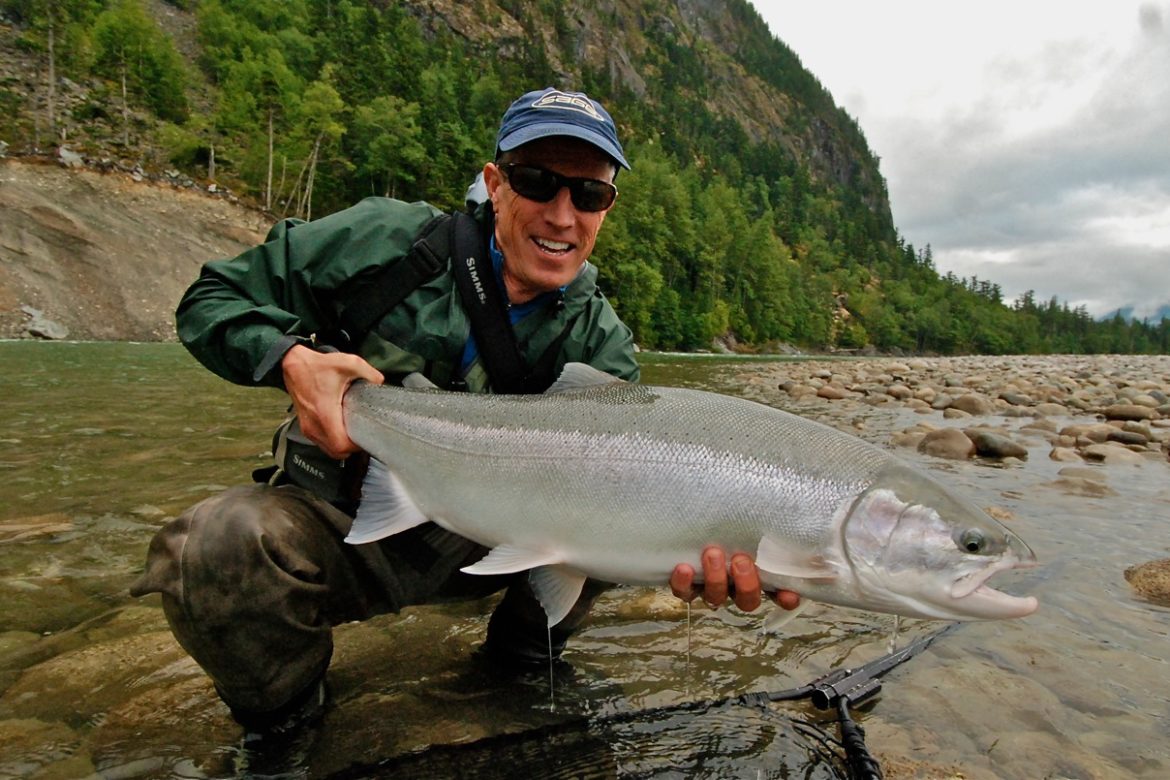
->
[346,458,429,544]
[762,600,811,634]
[460,544,564,575]
[755,536,839,581]
[546,362,625,393]
[529,566,588,627]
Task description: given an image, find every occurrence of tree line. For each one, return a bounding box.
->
[4,0,1166,355]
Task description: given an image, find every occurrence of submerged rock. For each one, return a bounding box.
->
[1124,559,1170,606]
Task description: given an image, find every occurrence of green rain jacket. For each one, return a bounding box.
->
[176,196,639,394]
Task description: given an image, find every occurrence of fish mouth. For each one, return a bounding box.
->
[950,559,1041,619]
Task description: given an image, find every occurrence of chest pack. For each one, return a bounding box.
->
[262,208,578,510]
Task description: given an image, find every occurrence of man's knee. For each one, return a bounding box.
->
[131,485,331,602]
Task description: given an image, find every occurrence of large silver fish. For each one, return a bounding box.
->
[344,364,1038,627]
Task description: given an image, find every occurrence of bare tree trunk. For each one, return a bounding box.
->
[265,108,275,211]
[32,64,42,151]
[274,156,288,215]
[301,135,322,221]
[208,142,216,181]
[283,152,310,219]
[47,22,56,139]
[120,62,130,147]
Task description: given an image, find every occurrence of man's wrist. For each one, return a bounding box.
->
[253,334,314,386]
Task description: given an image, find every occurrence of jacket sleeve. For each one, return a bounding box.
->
[175,198,440,387]
[577,291,641,383]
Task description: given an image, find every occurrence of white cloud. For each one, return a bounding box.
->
[749,1,1170,318]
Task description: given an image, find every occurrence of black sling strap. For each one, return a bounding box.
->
[327,214,450,348]
[447,211,536,394]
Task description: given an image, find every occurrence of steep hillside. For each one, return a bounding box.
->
[410,0,888,215]
[0,159,268,340]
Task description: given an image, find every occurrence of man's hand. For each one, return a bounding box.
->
[670,546,800,612]
[281,345,384,459]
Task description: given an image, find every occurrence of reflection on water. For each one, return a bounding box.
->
[1,343,1168,779]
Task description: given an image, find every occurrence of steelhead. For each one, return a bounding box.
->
[344,364,1038,627]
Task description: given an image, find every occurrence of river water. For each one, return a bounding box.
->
[1,342,1167,779]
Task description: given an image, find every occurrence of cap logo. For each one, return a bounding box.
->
[531,91,607,123]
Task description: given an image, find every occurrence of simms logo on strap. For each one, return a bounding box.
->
[292,453,325,481]
[532,91,606,123]
[466,257,487,304]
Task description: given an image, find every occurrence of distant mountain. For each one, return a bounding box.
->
[1101,305,1170,323]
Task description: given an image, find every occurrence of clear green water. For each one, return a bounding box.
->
[1,343,1167,779]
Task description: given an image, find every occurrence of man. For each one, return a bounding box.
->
[132,87,796,736]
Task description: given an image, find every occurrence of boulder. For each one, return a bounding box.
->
[918,428,975,460]
[21,305,70,340]
[1081,443,1145,465]
[965,429,1029,459]
[1102,404,1155,421]
[949,393,995,416]
[817,385,849,400]
[1124,559,1170,606]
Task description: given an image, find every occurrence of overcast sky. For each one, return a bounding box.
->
[749,1,1170,319]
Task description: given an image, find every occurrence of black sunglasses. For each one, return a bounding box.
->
[498,163,618,212]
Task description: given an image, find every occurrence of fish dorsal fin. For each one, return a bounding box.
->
[756,536,839,581]
[546,362,625,394]
[347,458,429,544]
[529,566,588,627]
[401,372,439,390]
[461,544,565,575]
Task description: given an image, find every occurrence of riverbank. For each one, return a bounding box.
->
[0,159,269,341]
[733,352,1170,467]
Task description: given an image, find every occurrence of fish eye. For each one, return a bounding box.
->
[958,529,987,554]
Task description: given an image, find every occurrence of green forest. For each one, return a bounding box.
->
[4,0,1168,354]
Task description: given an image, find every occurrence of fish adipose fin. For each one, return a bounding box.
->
[346,458,429,544]
[461,544,565,575]
[546,362,625,394]
[529,566,588,627]
[755,536,839,581]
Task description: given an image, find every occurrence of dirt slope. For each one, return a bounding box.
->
[0,159,271,340]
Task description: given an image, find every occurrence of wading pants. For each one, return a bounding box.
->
[129,484,606,716]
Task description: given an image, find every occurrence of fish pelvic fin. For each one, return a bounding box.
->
[546,362,625,394]
[460,544,565,575]
[762,600,811,634]
[756,536,840,581]
[529,566,588,627]
[346,458,429,544]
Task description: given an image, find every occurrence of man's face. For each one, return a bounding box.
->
[484,137,617,304]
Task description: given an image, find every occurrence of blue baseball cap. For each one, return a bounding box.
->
[496,88,630,170]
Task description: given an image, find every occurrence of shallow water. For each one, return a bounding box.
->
[1,343,1167,779]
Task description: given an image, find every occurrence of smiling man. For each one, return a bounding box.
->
[132,87,795,743]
